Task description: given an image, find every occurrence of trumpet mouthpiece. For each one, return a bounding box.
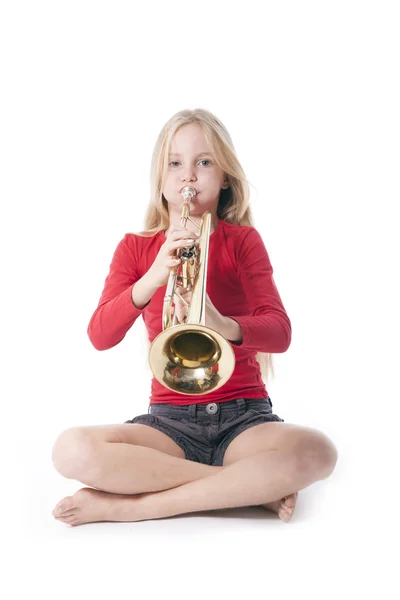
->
[182,186,197,200]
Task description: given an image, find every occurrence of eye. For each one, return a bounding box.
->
[168,159,212,167]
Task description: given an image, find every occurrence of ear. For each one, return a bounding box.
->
[221,178,230,189]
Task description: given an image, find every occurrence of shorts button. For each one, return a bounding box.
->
[205,403,218,415]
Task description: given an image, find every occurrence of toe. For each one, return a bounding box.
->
[53,508,75,518]
[54,515,76,525]
[54,496,75,515]
[279,506,291,521]
[284,492,298,508]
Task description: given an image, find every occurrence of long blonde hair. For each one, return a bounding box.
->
[139,107,275,384]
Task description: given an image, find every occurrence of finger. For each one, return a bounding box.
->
[166,258,181,268]
[169,239,196,252]
[168,229,197,241]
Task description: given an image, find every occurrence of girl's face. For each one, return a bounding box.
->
[162,122,229,219]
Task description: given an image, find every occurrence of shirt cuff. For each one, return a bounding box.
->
[225,315,291,353]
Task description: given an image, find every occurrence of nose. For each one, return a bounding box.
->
[182,167,196,182]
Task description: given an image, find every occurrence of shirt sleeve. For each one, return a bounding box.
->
[226,227,292,353]
[87,234,147,350]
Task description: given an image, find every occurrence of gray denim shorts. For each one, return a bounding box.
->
[124,396,285,466]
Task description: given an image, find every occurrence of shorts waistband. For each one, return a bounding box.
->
[148,397,272,420]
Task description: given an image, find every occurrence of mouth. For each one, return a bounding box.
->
[180,186,199,194]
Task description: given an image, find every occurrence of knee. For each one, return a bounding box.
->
[296,431,339,479]
[317,437,338,478]
[51,428,96,478]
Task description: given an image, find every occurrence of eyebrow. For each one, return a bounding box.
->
[168,152,213,157]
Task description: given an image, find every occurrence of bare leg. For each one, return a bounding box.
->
[63,441,223,495]
[53,448,329,525]
[138,448,319,520]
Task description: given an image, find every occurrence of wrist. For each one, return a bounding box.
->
[214,315,242,343]
[224,317,243,343]
[143,268,160,290]
[131,271,160,309]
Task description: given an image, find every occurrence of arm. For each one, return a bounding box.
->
[224,227,292,353]
[204,294,243,343]
[87,234,157,350]
[220,317,243,343]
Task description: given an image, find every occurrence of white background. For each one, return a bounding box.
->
[1,0,398,598]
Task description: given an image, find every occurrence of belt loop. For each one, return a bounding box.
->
[236,398,246,417]
[188,404,196,418]
[148,405,151,414]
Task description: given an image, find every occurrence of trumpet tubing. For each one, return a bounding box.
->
[148,186,235,395]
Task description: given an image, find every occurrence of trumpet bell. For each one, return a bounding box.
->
[148,323,235,395]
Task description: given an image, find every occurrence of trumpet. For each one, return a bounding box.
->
[148,186,235,395]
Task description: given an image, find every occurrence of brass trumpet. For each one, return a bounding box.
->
[148,186,235,395]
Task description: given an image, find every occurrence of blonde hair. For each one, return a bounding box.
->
[140,107,274,384]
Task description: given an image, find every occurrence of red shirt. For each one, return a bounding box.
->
[87,219,292,406]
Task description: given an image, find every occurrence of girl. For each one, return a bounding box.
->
[52,108,338,526]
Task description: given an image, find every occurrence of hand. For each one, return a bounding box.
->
[174,286,242,342]
[147,227,200,288]
[204,292,224,330]
[174,287,224,329]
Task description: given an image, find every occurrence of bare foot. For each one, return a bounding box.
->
[53,487,299,526]
[52,487,148,526]
[260,492,298,522]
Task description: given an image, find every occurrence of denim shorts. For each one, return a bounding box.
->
[123,396,285,466]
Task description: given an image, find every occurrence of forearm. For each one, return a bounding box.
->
[88,284,146,351]
[131,270,160,309]
[211,314,243,344]
[88,271,160,351]
[228,313,292,352]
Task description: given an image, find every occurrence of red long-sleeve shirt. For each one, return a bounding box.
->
[87,219,291,406]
